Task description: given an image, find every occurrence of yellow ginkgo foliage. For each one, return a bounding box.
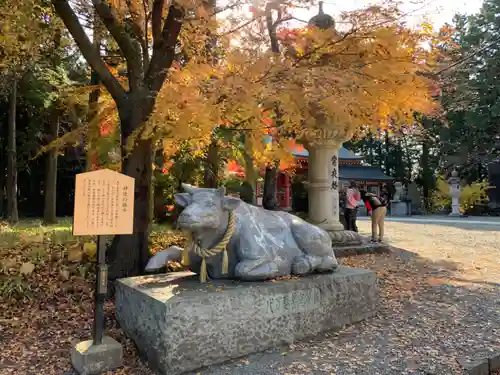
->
[0,0,55,73]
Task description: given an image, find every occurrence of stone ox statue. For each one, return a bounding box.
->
[146,183,338,282]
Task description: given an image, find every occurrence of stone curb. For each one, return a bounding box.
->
[458,351,500,375]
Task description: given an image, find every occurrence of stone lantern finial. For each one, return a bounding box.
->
[308,1,335,30]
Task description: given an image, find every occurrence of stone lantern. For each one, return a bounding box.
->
[284,3,370,246]
[448,170,461,216]
[300,3,345,233]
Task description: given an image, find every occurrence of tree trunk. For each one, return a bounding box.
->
[6,78,18,223]
[153,149,165,221]
[262,160,279,209]
[86,81,101,171]
[203,136,219,188]
[150,147,156,221]
[43,115,59,223]
[0,161,5,218]
[368,132,374,164]
[377,139,383,169]
[43,29,62,224]
[107,109,153,282]
[86,11,102,171]
[243,136,257,204]
[384,130,390,175]
[421,140,431,211]
[0,127,5,218]
[261,8,281,211]
[202,0,219,190]
[263,162,279,210]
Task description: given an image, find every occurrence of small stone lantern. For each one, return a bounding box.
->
[448,170,461,216]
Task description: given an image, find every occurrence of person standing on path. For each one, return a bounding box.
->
[360,190,387,242]
[381,184,391,215]
[344,181,360,232]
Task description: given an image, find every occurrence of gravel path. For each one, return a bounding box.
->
[193,222,500,375]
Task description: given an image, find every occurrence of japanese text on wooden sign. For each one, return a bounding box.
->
[73,169,135,236]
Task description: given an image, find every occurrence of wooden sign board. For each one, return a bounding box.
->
[73,169,135,236]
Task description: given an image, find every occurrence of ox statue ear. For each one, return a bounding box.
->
[222,196,241,211]
[174,193,192,207]
[181,183,196,194]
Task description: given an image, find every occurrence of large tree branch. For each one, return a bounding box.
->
[141,0,151,72]
[152,0,165,48]
[92,0,143,88]
[124,0,150,72]
[52,0,126,105]
[145,3,184,95]
[265,2,280,54]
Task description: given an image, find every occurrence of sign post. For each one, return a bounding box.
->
[93,236,107,345]
[71,168,134,374]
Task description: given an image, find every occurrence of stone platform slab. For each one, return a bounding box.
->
[333,242,391,257]
[115,267,379,375]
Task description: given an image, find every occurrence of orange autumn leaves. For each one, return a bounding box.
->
[91,1,443,169]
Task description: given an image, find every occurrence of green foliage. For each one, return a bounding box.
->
[429,176,490,213]
[346,128,419,185]
[153,143,205,221]
[22,63,76,110]
[429,176,452,212]
[433,0,500,179]
[349,0,500,199]
[0,276,32,300]
[460,180,490,211]
[222,177,243,194]
[238,181,255,204]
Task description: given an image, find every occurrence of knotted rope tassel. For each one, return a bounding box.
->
[182,211,236,283]
[181,232,192,266]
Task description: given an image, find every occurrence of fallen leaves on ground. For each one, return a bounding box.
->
[0,223,185,375]
[197,222,500,375]
[2,221,500,374]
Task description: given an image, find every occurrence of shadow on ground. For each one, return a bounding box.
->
[3,237,500,375]
[192,247,500,375]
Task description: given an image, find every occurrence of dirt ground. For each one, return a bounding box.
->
[197,221,500,375]
[1,220,499,374]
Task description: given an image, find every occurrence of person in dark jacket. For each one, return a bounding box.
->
[360,190,387,242]
[380,184,391,215]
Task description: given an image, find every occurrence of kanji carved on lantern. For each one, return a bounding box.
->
[301,125,353,233]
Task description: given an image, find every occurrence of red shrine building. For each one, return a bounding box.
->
[227,144,393,211]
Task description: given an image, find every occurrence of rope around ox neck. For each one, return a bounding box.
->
[181,211,236,283]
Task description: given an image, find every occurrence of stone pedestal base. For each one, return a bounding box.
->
[333,242,391,258]
[390,201,409,216]
[115,268,379,375]
[320,220,345,232]
[70,336,123,375]
[450,197,461,216]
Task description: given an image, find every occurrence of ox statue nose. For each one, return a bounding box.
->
[176,206,205,228]
[177,211,196,226]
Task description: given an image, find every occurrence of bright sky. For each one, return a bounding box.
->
[294,0,484,29]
